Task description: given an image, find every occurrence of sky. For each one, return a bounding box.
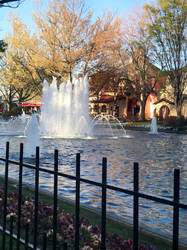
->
[0,0,152,39]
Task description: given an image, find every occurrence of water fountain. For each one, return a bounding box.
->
[0,113,29,136]
[24,113,41,157]
[149,116,158,134]
[0,75,127,140]
[90,114,127,138]
[40,76,92,138]
[39,76,126,139]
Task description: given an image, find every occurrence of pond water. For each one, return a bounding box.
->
[0,127,186,245]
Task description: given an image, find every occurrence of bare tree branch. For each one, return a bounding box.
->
[0,0,24,8]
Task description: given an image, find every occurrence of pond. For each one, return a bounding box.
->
[0,126,186,245]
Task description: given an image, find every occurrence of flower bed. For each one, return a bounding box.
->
[0,188,156,249]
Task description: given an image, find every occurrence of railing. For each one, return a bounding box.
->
[0,141,187,250]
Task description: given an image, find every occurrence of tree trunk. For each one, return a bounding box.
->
[140,91,149,121]
[176,99,183,118]
[175,77,183,118]
[140,98,146,121]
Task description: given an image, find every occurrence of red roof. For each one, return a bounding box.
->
[100,95,114,103]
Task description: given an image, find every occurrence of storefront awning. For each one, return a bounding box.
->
[18,103,41,107]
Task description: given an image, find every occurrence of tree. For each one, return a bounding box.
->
[0,40,7,53]
[0,0,23,51]
[86,11,126,96]
[144,0,187,118]
[89,66,120,97]
[33,0,96,82]
[1,0,123,110]
[114,8,161,120]
[33,0,121,84]
[0,0,23,8]
[0,15,43,110]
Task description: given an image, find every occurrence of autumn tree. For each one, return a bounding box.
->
[113,8,161,120]
[33,0,96,82]
[144,0,187,118]
[89,66,120,96]
[33,0,121,86]
[86,11,125,95]
[0,15,43,110]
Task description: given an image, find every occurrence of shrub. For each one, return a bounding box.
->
[2,103,22,119]
[163,116,187,128]
[0,188,156,249]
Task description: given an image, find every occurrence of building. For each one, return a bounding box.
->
[89,51,187,120]
[89,88,140,120]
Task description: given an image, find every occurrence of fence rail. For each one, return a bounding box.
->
[0,141,187,250]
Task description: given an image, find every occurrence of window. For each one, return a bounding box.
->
[94,105,99,112]
[101,105,106,113]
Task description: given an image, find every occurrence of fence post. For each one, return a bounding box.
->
[25,223,29,250]
[101,157,107,250]
[75,153,80,250]
[133,162,139,250]
[172,168,180,250]
[17,143,24,250]
[2,141,9,250]
[9,215,14,250]
[53,149,58,250]
[34,146,40,249]
[42,233,47,250]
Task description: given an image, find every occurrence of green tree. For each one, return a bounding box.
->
[0,40,7,53]
[144,0,187,118]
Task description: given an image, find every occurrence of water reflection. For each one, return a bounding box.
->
[0,130,186,244]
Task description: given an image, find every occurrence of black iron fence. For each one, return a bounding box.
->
[0,141,187,250]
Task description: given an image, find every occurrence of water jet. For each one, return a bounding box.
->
[149,116,158,134]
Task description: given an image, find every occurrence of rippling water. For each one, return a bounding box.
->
[0,129,186,244]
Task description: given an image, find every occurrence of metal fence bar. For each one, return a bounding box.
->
[0,156,186,207]
[34,146,40,249]
[0,143,187,250]
[63,242,68,249]
[133,162,139,250]
[173,169,180,250]
[42,233,47,250]
[101,157,107,250]
[53,149,58,250]
[17,143,24,250]
[25,224,29,250]
[2,141,9,250]
[75,153,80,250]
[9,216,13,250]
[1,157,186,208]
